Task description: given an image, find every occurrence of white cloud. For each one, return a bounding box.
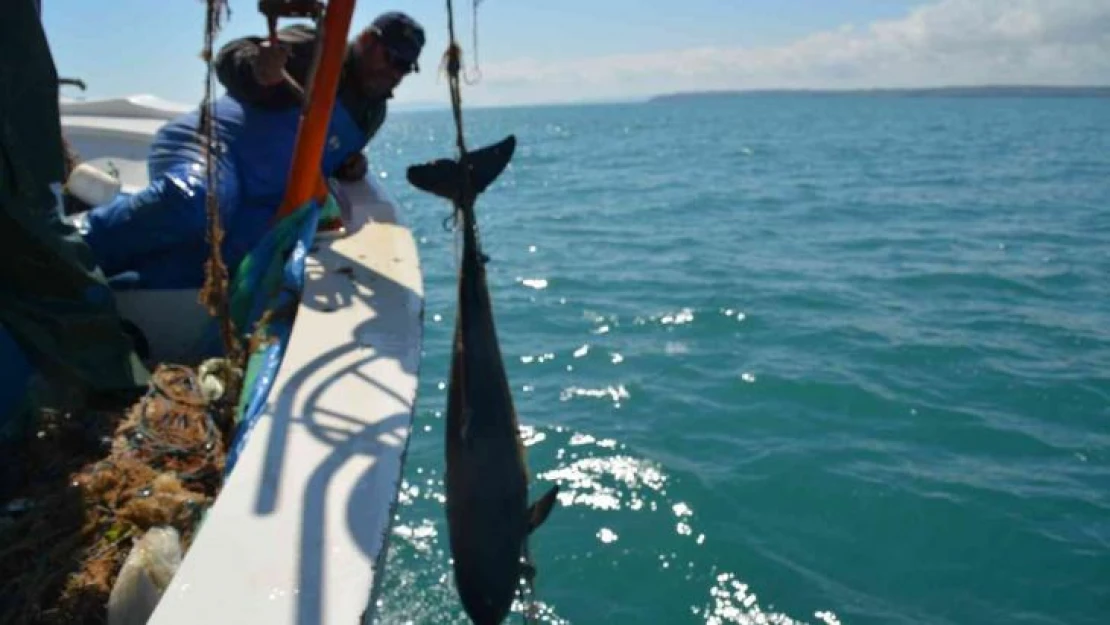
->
[453,0,1110,105]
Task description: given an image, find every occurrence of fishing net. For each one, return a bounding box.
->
[0,364,226,625]
[0,189,328,624]
[0,1,344,620]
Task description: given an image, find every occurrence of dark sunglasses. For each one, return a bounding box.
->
[384,48,415,75]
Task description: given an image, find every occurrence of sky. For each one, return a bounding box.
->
[42,0,1110,108]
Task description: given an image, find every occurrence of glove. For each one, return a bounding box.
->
[253,40,290,87]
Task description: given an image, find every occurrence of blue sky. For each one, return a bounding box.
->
[44,0,1110,107]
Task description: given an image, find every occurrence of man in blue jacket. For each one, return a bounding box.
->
[80,11,425,289]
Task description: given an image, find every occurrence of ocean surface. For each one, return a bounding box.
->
[366,95,1110,625]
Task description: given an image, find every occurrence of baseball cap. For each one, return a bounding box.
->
[368,11,425,73]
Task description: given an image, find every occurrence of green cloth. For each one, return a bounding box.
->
[0,0,150,416]
[228,199,320,334]
[227,194,333,421]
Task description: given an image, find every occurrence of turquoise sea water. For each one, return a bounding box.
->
[368,96,1110,625]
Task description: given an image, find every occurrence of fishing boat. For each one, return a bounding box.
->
[0,0,424,621]
[57,86,425,622]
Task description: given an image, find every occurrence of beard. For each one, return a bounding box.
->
[348,46,397,100]
[360,76,395,99]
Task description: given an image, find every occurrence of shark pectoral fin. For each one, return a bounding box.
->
[527,485,560,534]
[405,135,517,201]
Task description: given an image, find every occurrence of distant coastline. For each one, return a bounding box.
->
[648,85,1110,102]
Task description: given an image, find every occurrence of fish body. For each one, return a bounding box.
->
[407,136,558,625]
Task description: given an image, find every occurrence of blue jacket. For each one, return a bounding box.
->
[82,94,370,289]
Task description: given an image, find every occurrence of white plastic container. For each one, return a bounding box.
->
[66,162,121,207]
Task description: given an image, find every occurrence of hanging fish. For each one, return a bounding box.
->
[407,135,559,625]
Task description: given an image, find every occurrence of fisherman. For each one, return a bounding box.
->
[78,11,426,289]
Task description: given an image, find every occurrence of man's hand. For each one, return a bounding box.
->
[334,152,368,181]
[252,40,290,87]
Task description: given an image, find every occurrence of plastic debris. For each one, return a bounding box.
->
[106,526,183,625]
[197,357,242,403]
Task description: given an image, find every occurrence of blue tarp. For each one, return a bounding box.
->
[222,196,328,474]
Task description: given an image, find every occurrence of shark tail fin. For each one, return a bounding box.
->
[406,135,516,201]
[527,485,560,534]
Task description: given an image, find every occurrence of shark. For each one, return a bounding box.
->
[407,134,560,625]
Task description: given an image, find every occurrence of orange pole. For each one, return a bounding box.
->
[275,0,358,219]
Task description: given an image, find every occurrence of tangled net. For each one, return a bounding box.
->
[0,364,231,625]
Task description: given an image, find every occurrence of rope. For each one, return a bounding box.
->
[198,0,243,365]
[466,0,483,84]
[443,1,470,178]
[442,0,471,431]
[124,365,223,486]
[441,0,474,279]
[439,0,484,231]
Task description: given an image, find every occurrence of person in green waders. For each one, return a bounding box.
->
[0,0,150,498]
